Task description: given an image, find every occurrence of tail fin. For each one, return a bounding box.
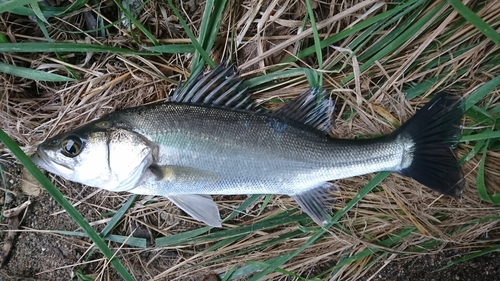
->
[396,92,464,198]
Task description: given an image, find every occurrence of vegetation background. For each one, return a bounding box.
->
[0,0,499,280]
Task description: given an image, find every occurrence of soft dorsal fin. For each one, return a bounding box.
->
[168,63,254,110]
[272,87,334,133]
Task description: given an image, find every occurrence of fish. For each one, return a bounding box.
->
[31,64,464,227]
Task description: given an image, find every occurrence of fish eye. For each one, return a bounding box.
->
[60,135,84,158]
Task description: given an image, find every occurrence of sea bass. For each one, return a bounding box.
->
[31,65,464,227]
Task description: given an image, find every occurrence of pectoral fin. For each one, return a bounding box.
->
[146,165,221,226]
[150,164,218,184]
[291,182,339,226]
[167,194,222,227]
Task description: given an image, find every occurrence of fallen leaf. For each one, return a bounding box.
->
[21,168,42,196]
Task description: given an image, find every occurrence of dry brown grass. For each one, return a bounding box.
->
[1,0,500,280]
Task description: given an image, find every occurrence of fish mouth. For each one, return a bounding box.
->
[31,149,73,178]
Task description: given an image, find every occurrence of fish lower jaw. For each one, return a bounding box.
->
[31,152,74,179]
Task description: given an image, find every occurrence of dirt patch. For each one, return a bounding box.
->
[369,249,500,281]
[0,162,100,279]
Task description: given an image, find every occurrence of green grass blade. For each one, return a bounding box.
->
[228,255,319,280]
[29,1,49,23]
[32,15,80,79]
[341,1,446,84]
[223,194,262,222]
[144,44,196,53]
[228,261,272,280]
[191,0,229,70]
[466,105,496,123]
[221,266,238,281]
[460,130,500,142]
[207,229,305,266]
[0,166,7,222]
[96,234,146,248]
[53,231,147,248]
[0,62,76,81]
[305,0,322,83]
[452,216,500,237]
[439,243,500,271]
[35,16,51,40]
[155,226,213,246]
[203,234,246,253]
[100,195,138,237]
[167,0,215,70]
[0,0,41,13]
[405,69,468,99]
[190,0,215,70]
[356,1,425,62]
[113,0,158,45]
[75,270,95,281]
[257,194,272,216]
[0,42,158,55]
[332,227,416,271]
[476,144,500,204]
[1,0,87,17]
[447,0,500,45]
[464,74,500,110]
[245,261,311,280]
[157,212,310,247]
[0,129,135,281]
[279,0,421,67]
[244,68,318,89]
[459,138,486,165]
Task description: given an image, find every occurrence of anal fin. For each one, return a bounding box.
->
[291,182,338,226]
[167,194,222,227]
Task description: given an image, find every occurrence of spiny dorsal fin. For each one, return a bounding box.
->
[272,87,334,134]
[168,63,254,110]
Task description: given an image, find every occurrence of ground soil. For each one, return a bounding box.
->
[368,249,500,281]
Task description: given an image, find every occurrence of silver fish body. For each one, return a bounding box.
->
[111,103,407,194]
[32,65,464,227]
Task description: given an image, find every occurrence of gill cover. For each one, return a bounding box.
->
[33,120,156,191]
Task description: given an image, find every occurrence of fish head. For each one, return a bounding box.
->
[32,120,156,192]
